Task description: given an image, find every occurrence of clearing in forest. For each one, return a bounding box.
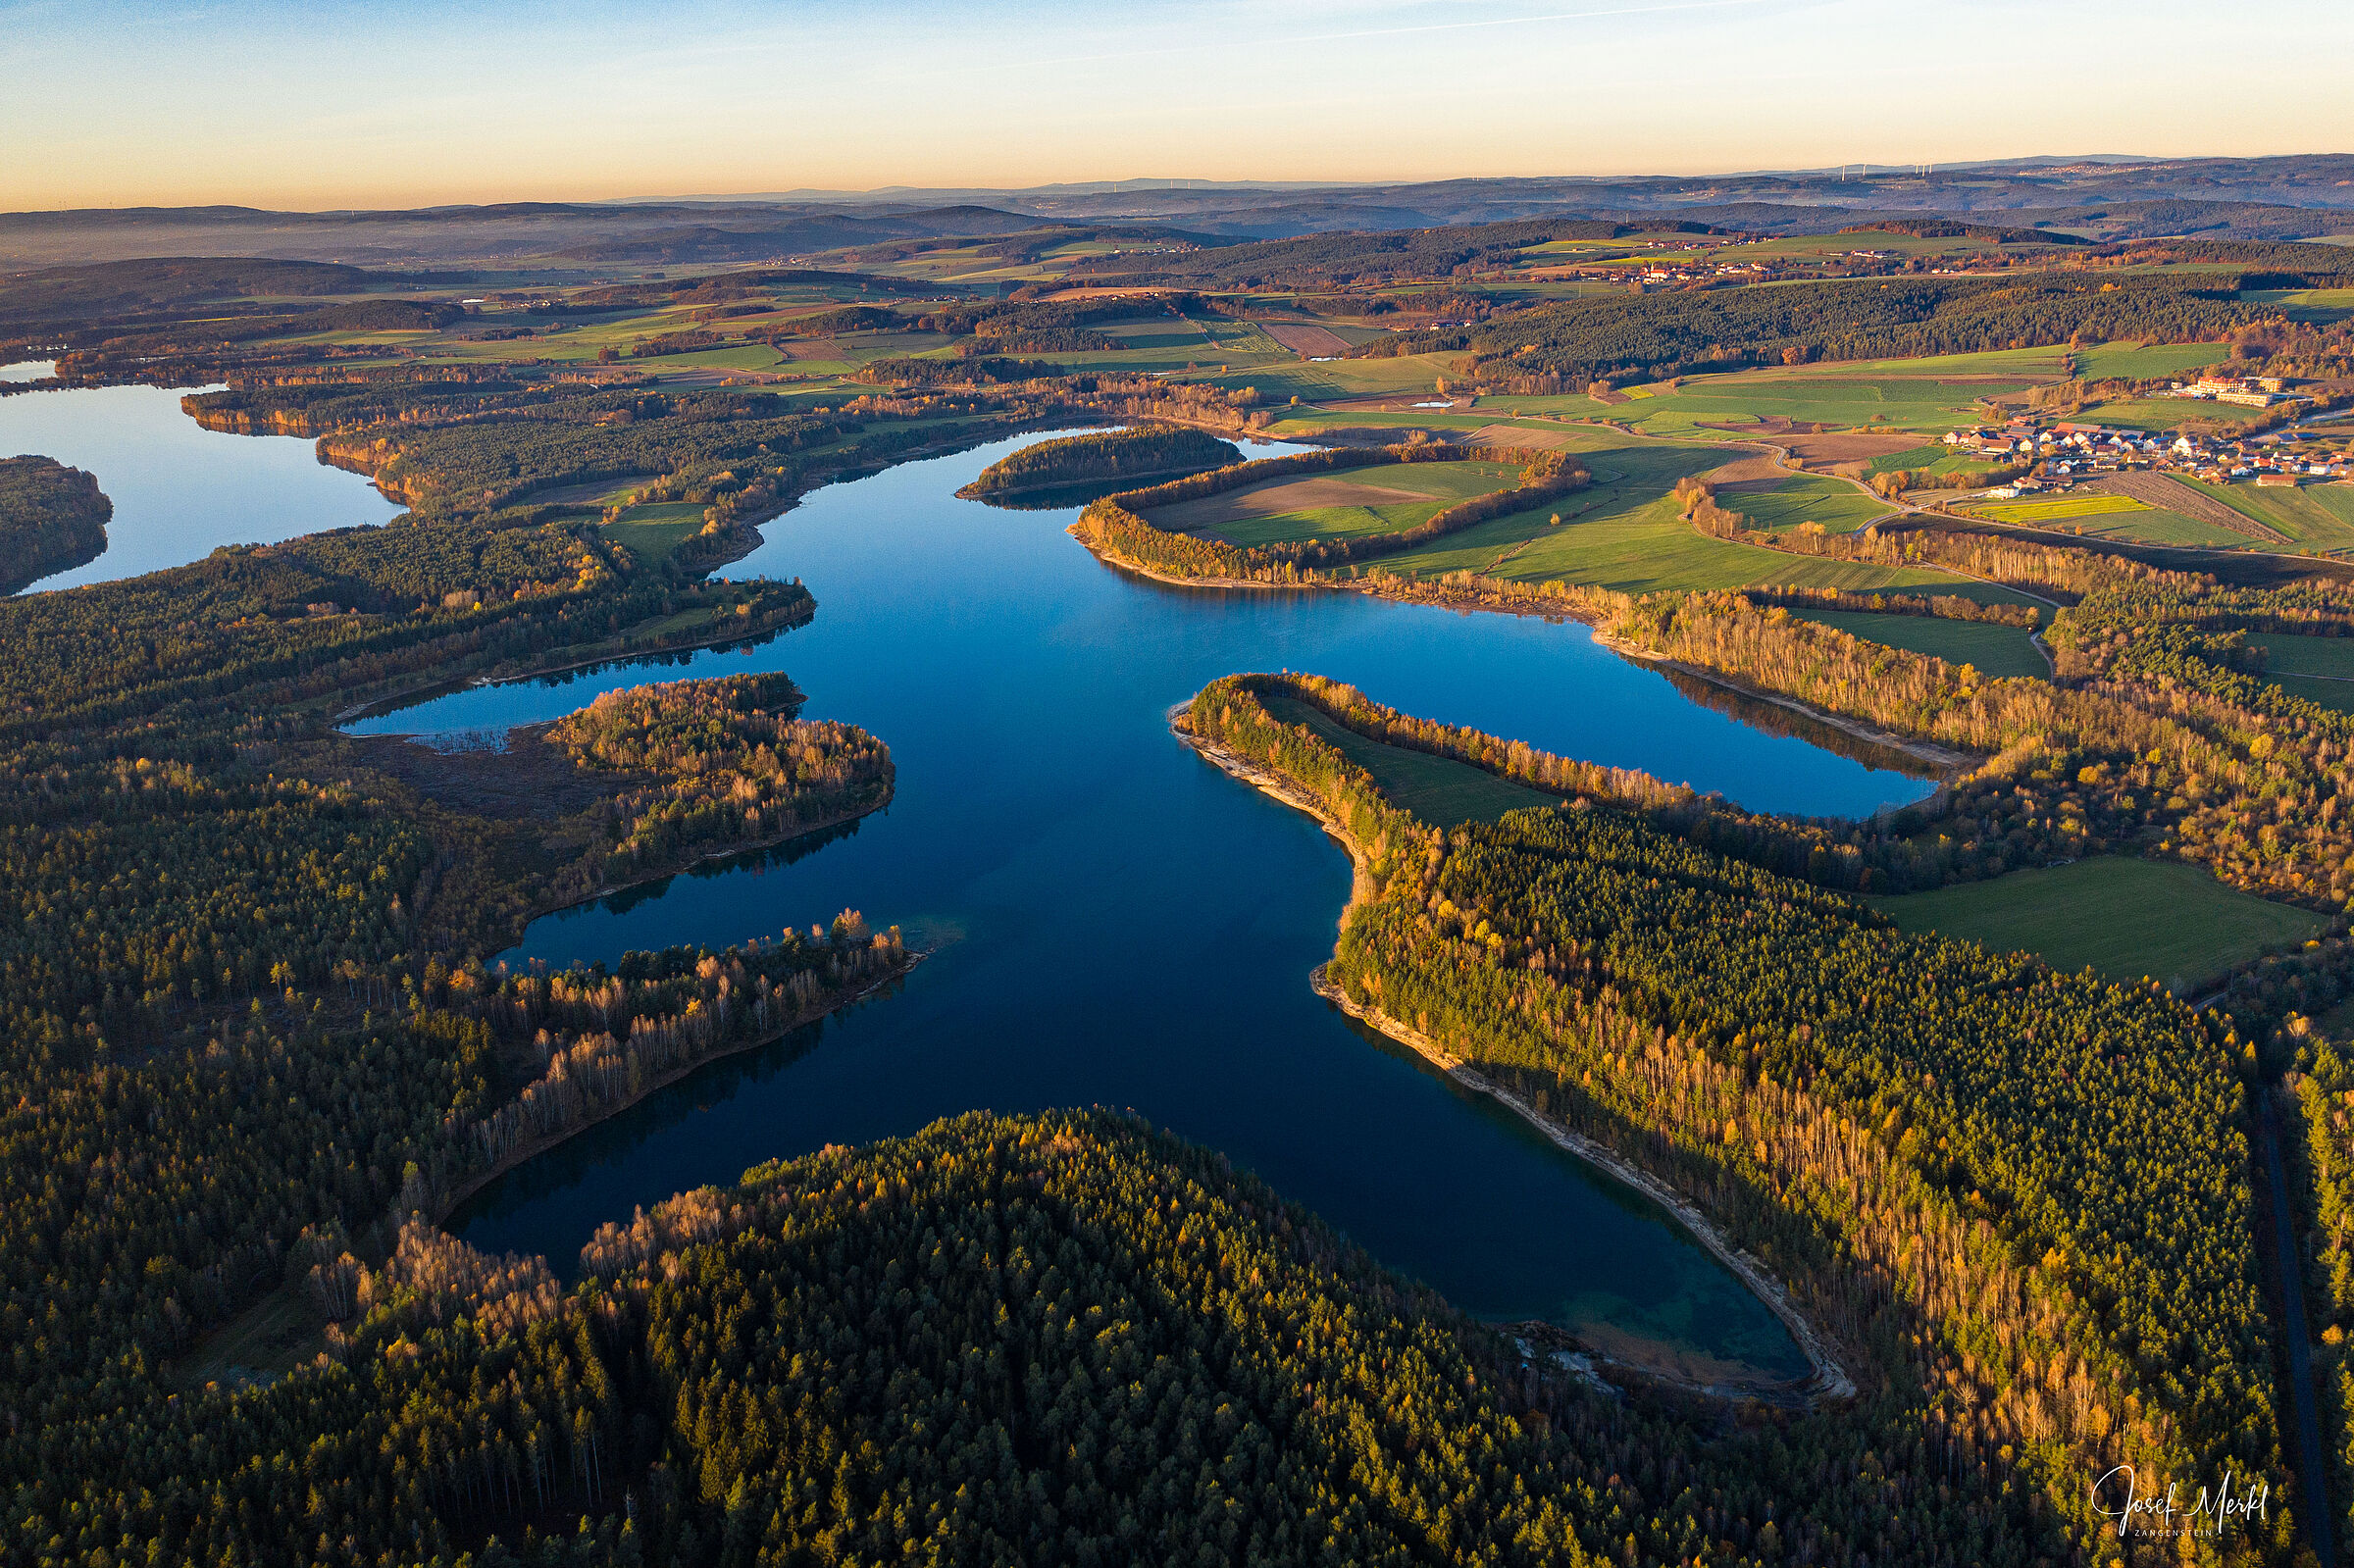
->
[1870,856,2325,993]
[1256,693,1561,829]
[1147,460,1528,547]
[1788,610,2046,681]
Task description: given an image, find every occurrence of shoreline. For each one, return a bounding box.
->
[1100,523,1969,779]
[1588,629,1976,776]
[329,411,1108,729]
[1171,713,1855,1408]
[327,596,812,726]
[432,947,923,1233]
[549,788,893,913]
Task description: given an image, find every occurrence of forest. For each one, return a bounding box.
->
[1074,440,1587,578]
[1065,217,1682,289]
[1185,670,2286,1564]
[10,234,2352,1567]
[1376,274,2282,385]
[18,1103,2118,1568]
[956,425,1239,496]
[0,453,110,592]
[0,389,1003,1493]
[537,671,894,902]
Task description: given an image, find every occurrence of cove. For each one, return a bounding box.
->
[364,430,1939,1386]
[0,370,402,591]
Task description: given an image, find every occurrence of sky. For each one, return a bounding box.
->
[4,0,2351,210]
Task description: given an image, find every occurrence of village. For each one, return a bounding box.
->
[1945,372,2353,498]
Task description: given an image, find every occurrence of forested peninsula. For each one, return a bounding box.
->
[955,424,1240,496]
[0,453,110,592]
[1183,670,2279,1565]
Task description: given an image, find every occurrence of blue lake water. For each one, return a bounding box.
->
[0,371,402,590]
[358,429,1934,1380]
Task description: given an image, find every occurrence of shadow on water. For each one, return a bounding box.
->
[1657,665,1939,782]
[344,624,803,744]
[961,477,1158,511]
[0,379,402,591]
[359,428,1937,1387]
[588,815,871,920]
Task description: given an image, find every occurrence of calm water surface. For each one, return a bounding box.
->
[0,369,401,590]
[360,430,1932,1379]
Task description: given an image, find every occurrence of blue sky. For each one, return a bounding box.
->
[4,0,2350,208]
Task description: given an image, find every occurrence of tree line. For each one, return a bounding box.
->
[1185,671,2287,1564]
[0,454,110,592]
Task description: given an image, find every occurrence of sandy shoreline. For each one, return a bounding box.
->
[1172,711,1855,1408]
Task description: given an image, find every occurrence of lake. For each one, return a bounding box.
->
[360,429,1935,1385]
[0,366,402,590]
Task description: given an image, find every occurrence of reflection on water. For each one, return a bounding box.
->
[384,429,1930,1382]
[0,378,402,591]
[1656,665,1939,787]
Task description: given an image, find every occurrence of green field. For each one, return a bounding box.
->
[1184,350,1471,402]
[598,500,707,561]
[1151,459,1526,547]
[2251,634,2354,714]
[1471,368,2036,439]
[2071,341,2230,380]
[1952,490,2264,551]
[1870,856,2326,992]
[2184,480,2354,554]
[2252,633,2354,678]
[2269,673,2354,716]
[1865,441,1949,473]
[1726,473,1892,533]
[1258,695,1561,828]
[1792,609,2046,680]
[2078,396,2263,432]
[1967,493,2152,525]
[1348,438,2033,599]
[2068,509,2256,549]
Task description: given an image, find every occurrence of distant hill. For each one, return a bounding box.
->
[9,157,2354,270]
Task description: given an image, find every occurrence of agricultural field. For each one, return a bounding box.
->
[2251,632,2354,679]
[2243,286,2354,325]
[1789,609,2047,680]
[2248,635,2354,714]
[1870,856,2328,993]
[1472,367,2038,439]
[2071,340,2229,380]
[1967,493,2154,526]
[1191,350,1473,402]
[2183,478,2354,555]
[1096,316,1294,373]
[1954,490,2252,549]
[1256,694,1561,828]
[1337,437,2032,599]
[1146,459,1527,547]
[2270,673,2354,716]
[597,500,708,563]
[1864,441,2005,479]
[1724,473,1891,533]
[1712,232,2079,263]
[2077,395,2263,432]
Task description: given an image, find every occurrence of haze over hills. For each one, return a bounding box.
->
[5,154,2353,269]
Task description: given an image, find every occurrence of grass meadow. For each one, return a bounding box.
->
[1258,694,1562,829]
[1791,610,2047,680]
[1871,856,2326,992]
[1149,460,1527,547]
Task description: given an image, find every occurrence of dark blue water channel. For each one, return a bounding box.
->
[359,430,1935,1380]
